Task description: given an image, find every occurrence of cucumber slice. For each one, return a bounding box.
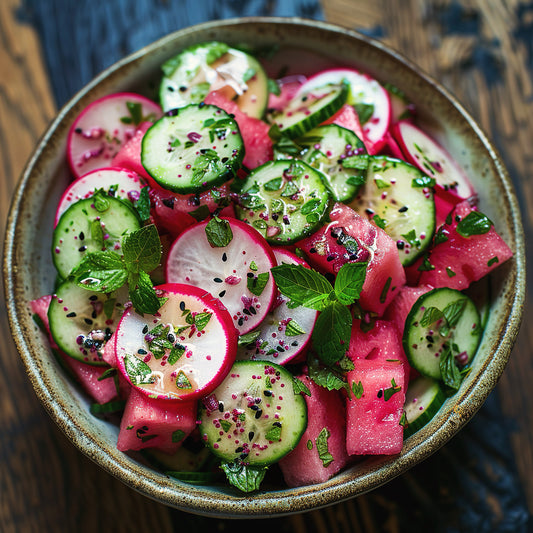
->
[295,124,367,202]
[270,81,348,139]
[403,376,446,438]
[235,160,331,245]
[141,104,244,194]
[52,195,141,279]
[348,156,436,266]
[403,287,482,381]
[48,279,127,365]
[199,360,307,466]
[159,41,269,119]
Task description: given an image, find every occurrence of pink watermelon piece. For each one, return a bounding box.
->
[111,121,153,184]
[323,103,365,142]
[117,388,197,454]
[204,91,273,169]
[346,359,406,455]
[297,203,405,315]
[419,200,513,290]
[279,375,349,487]
[347,318,408,365]
[150,183,235,238]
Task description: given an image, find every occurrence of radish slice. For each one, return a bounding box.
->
[166,218,277,335]
[301,68,391,153]
[54,167,145,226]
[236,248,318,365]
[67,92,162,178]
[115,283,237,401]
[392,121,475,199]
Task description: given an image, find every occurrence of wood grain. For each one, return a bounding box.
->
[1,0,532,530]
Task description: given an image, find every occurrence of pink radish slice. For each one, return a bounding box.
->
[115,283,237,401]
[392,120,475,199]
[301,68,391,153]
[267,75,306,111]
[54,167,145,226]
[166,218,277,335]
[67,92,162,178]
[236,248,318,365]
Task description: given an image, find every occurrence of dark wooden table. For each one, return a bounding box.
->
[1,0,532,531]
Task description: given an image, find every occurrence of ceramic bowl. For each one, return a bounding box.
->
[4,17,525,517]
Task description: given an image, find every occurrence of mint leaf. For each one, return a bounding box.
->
[90,219,105,248]
[134,187,151,223]
[293,377,311,396]
[420,306,444,327]
[312,302,352,365]
[171,429,186,443]
[351,380,364,399]
[443,298,467,328]
[383,377,402,401]
[270,264,332,311]
[342,154,370,171]
[267,78,281,96]
[189,204,211,222]
[412,175,436,188]
[128,270,163,315]
[92,189,110,212]
[439,344,463,390]
[193,311,212,331]
[247,272,269,297]
[220,461,268,493]
[124,353,155,385]
[176,370,192,389]
[353,102,374,125]
[191,149,224,187]
[456,211,493,237]
[205,217,233,247]
[308,358,347,392]
[315,428,334,467]
[122,224,161,273]
[264,177,282,191]
[70,251,128,292]
[265,424,282,442]
[334,262,367,305]
[238,329,261,346]
[285,319,306,337]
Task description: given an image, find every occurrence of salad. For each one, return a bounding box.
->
[31,41,513,493]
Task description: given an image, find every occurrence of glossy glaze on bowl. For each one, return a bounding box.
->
[4,17,525,517]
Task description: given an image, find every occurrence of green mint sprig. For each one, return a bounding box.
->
[220,461,268,493]
[270,262,367,365]
[70,224,164,315]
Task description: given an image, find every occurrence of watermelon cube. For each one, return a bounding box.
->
[346,359,406,455]
[323,104,365,145]
[419,200,513,290]
[279,376,349,487]
[297,203,405,315]
[117,388,197,454]
[204,91,273,169]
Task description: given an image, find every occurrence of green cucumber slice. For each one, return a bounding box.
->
[234,159,331,244]
[348,156,435,266]
[294,124,367,202]
[199,360,307,466]
[52,195,140,279]
[270,81,348,139]
[141,104,244,193]
[48,279,127,365]
[159,41,269,119]
[403,376,446,438]
[403,287,482,381]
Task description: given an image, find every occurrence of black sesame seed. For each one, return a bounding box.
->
[179,86,187,92]
[240,453,249,460]
[250,404,259,411]
[243,309,251,316]
[264,390,273,397]
[249,306,256,315]
[218,402,224,412]
[180,301,186,311]
[377,389,383,398]
[248,431,255,441]
[309,247,317,254]
[398,206,408,213]
[79,232,85,240]
[213,277,223,283]
[235,447,244,453]
[291,341,299,346]
[66,312,76,318]
[142,325,149,334]
[326,254,335,262]
[219,290,226,298]
[247,272,254,278]
[84,318,93,325]
[273,422,282,427]
[396,241,405,250]
[222,252,228,262]
[272,213,279,221]
[162,197,175,209]
[89,295,98,301]
[167,333,176,343]
[75,127,82,134]
[138,348,147,355]
[276,346,285,352]
[238,317,244,326]
[255,409,263,419]
[79,245,87,252]
[91,310,97,319]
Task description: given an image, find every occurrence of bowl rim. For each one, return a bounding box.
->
[4,16,526,517]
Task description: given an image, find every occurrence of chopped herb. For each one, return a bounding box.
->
[456,211,493,237]
[352,380,364,399]
[412,175,436,188]
[353,102,374,125]
[383,377,402,401]
[247,272,269,296]
[293,377,311,396]
[285,319,306,336]
[205,216,233,247]
[315,428,334,467]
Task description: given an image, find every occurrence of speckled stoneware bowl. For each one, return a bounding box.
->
[4,17,525,517]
